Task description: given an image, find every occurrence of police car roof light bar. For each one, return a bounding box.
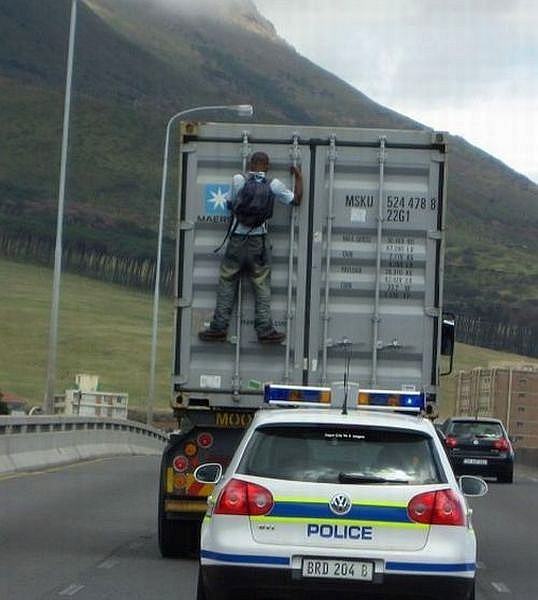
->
[356,389,426,413]
[264,384,332,407]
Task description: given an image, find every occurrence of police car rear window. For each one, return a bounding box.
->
[237,425,443,484]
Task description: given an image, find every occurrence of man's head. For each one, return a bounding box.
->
[249,151,270,173]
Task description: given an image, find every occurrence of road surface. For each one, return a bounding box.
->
[1,455,537,599]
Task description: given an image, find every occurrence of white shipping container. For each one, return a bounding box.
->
[172,123,448,410]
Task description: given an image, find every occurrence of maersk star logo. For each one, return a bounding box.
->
[204,184,230,216]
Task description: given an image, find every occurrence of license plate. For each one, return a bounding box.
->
[302,558,374,581]
[463,458,488,465]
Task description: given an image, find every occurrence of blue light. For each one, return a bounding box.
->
[401,393,425,409]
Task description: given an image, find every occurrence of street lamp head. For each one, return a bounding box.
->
[233,104,254,117]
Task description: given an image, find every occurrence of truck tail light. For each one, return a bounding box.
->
[445,435,458,448]
[493,438,510,451]
[172,455,188,473]
[215,479,274,516]
[408,489,465,526]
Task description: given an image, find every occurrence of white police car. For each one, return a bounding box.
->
[195,386,487,600]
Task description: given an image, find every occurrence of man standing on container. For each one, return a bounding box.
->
[199,151,303,344]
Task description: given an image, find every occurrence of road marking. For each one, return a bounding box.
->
[59,584,85,596]
[477,561,486,569]
[98,558,120,569]
[491,582,511,593]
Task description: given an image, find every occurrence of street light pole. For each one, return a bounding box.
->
[147,104,254,424]
[44,0,78,413]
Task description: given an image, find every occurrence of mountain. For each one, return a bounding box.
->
[1,0,537,330]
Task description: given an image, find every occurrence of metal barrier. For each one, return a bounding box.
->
[0,416,168,476]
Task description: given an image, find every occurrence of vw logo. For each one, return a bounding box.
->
[329,492,352,516]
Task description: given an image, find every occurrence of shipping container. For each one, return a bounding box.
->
[159,122,452,558]
[173,122,447,408]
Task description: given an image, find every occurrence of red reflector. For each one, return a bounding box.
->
[172,455,188,473]
[408,489,465,526]
[494,438,510,451]
[215,479,273,516]
[445,435,458,448]
[197,432,214,449]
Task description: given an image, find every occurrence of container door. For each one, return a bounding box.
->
[175,140,311,407]
[307,140,445,392]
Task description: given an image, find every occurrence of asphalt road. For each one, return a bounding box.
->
[1,455,537,599]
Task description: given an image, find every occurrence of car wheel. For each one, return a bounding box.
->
[196,567,207,600]
[468,580,475,600]
[497,469,514,484]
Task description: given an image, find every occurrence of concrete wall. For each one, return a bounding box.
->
[0,416,167,476]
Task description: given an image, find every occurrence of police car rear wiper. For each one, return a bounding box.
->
[338,472,409,484]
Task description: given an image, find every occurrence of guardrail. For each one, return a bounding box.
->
[0,416,168,476]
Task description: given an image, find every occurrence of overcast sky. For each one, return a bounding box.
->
[254,0,538,183]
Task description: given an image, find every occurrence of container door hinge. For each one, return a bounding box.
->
[427,230,442,240]
[180,220,195,231]
[175,297,191,308]
[425,307,440,318]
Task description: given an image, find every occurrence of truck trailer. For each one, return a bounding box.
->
[158,122,454,557]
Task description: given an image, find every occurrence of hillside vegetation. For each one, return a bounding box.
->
[0,0,537,333]
[2,257,537,415]
[0,257,173,409]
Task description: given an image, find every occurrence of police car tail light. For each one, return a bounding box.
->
[408,489,465,527]
[215,478,273,516]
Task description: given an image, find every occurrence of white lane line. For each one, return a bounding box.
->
[477,561,486,569]
[59,584,85,596]
[491,581,511,593]
[97,558,120,569]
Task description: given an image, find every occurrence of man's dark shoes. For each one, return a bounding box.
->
[258,328,286,344]
[199,327,227,342]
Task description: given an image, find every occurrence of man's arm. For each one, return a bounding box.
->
[290,166,303,205]
[227,173,245,209]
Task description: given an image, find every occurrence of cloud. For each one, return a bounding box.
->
[253,0,538,181]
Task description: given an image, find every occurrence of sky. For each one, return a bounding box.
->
[254,0,538,183]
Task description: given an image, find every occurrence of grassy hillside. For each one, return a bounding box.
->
[2,257,537,415]
[0,0,537,333]
[0,257,173,409]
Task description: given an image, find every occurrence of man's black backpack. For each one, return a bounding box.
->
[232,174,275,229]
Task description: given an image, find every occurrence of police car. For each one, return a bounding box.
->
[195,385,487,600]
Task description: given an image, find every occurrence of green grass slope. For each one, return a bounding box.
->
[2,257,537,415]
[0,257,173,409]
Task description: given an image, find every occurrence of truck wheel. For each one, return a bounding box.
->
[159,514,200,558]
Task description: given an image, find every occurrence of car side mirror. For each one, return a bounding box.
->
[194,463,223,484]
[459,475,488,497]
